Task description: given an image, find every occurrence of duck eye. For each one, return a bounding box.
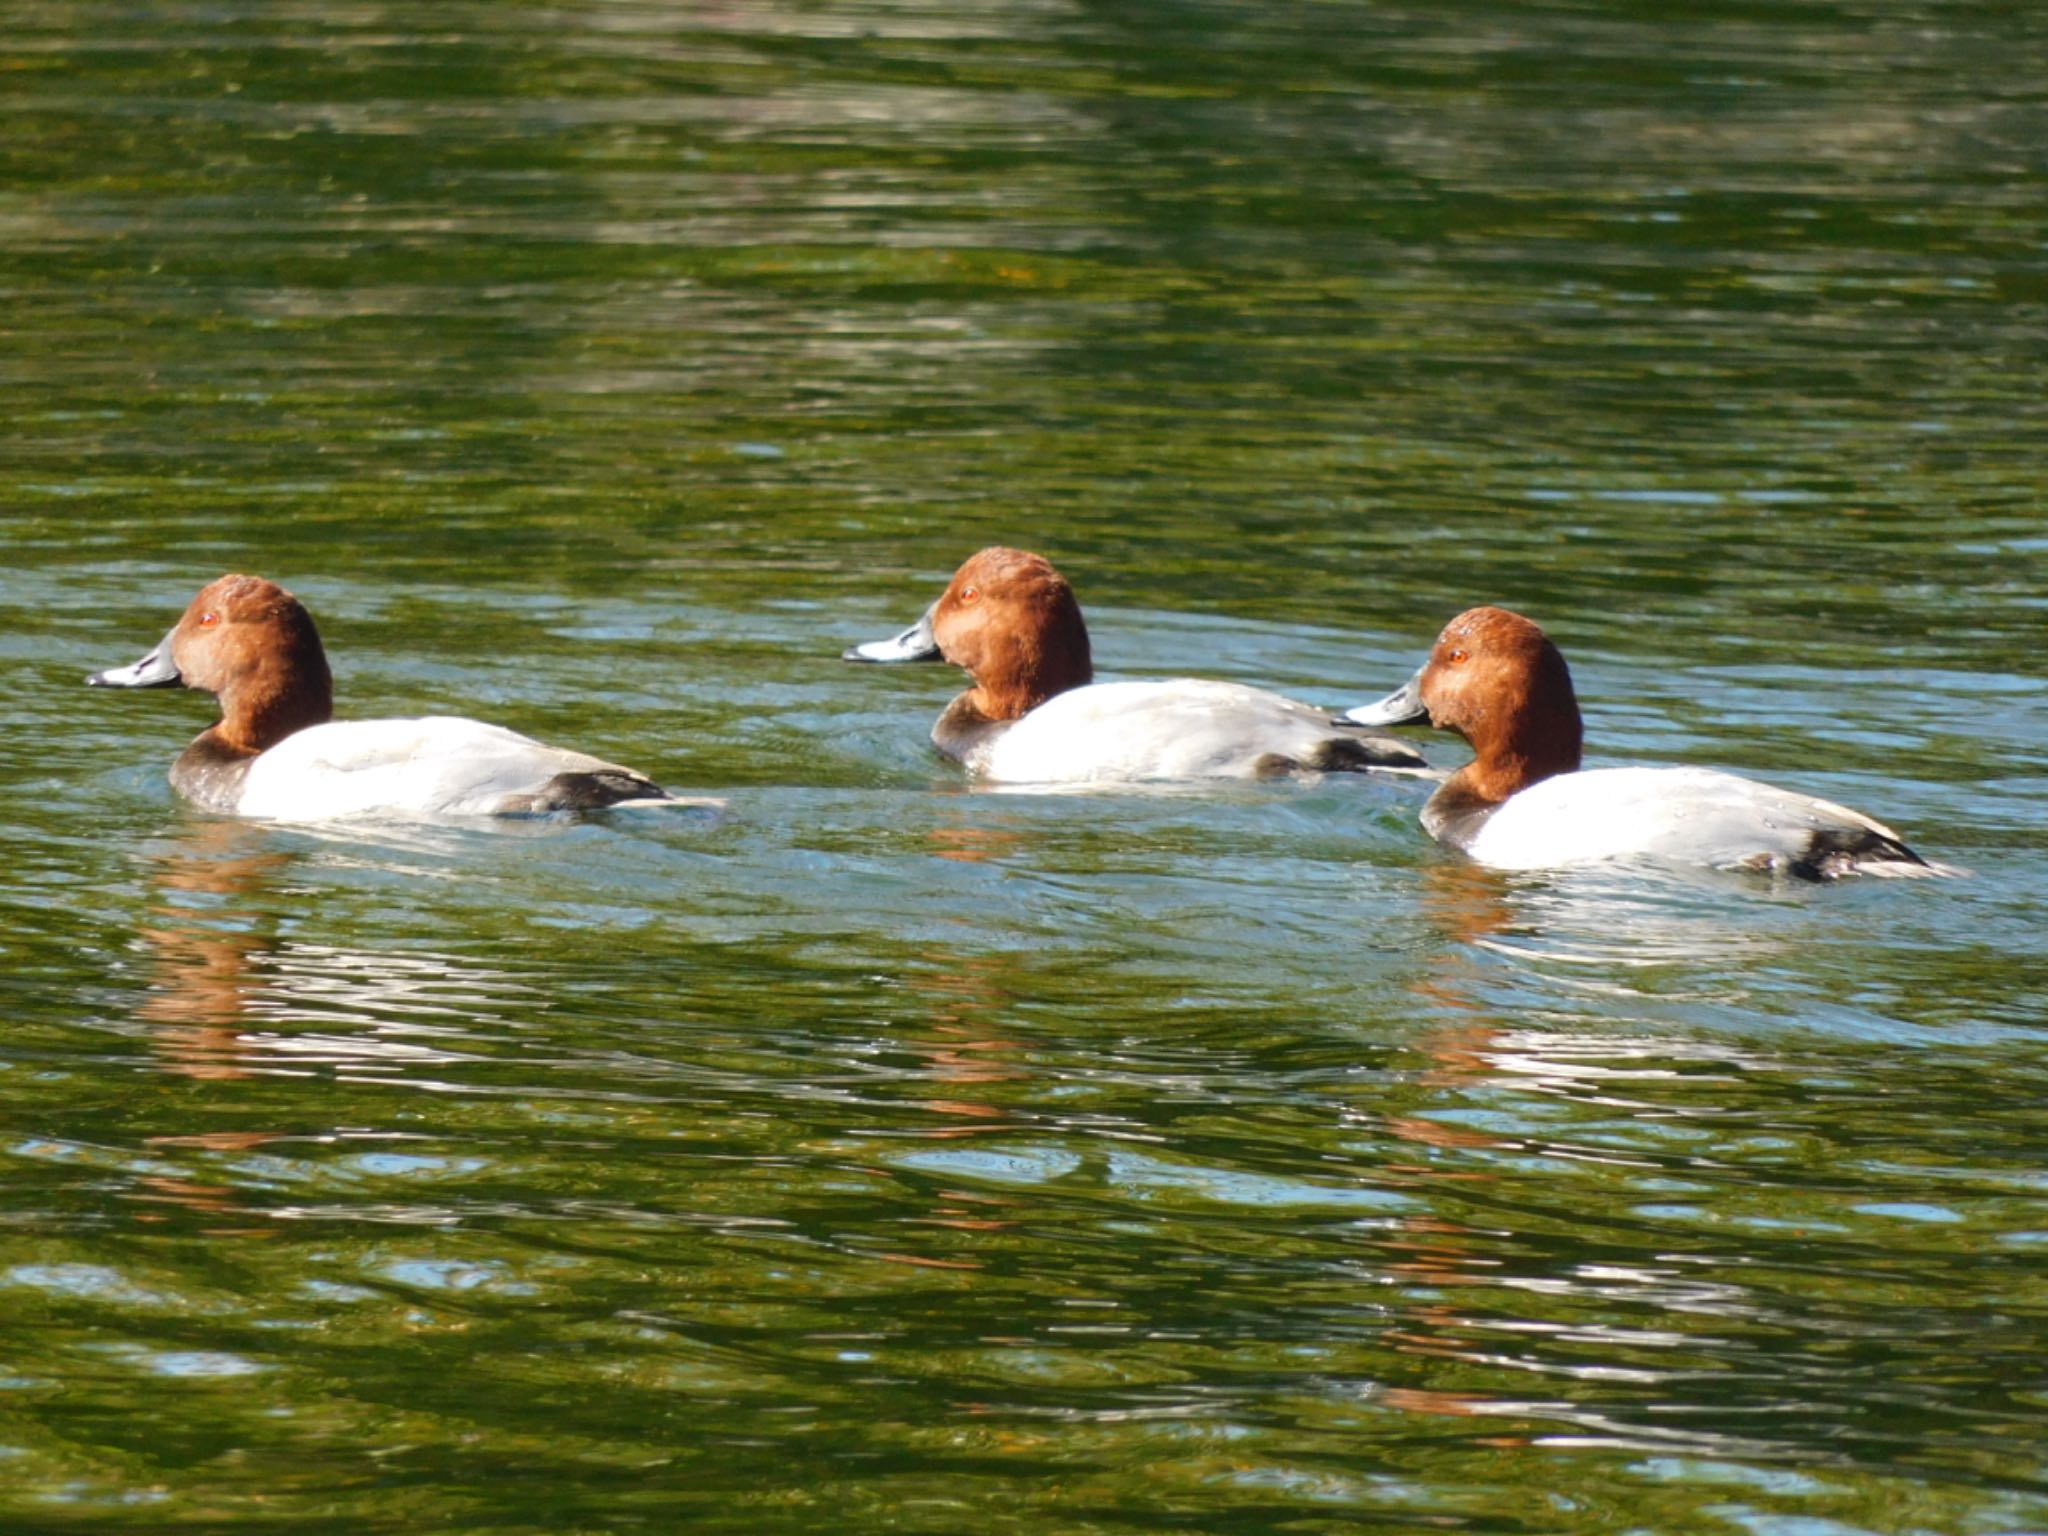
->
[1447,647,1468,664]
[959,585,980,604]
[198,611,220,628]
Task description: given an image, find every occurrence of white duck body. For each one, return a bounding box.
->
[849,548,1425,787]
[232,716,670,820]
[952,678,1425,783]
[1456,765,1942,878]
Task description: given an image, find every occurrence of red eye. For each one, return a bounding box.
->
[959,585,980,604]
[198,611,220,628]
[1447,647,1468,664]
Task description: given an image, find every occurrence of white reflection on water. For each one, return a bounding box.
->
[1436,860,1800,970]
[132,819,536,1084]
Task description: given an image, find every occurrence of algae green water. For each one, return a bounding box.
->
[4,2,2046,1531]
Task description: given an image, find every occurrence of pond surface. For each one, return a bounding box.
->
[4,2,2046,1531]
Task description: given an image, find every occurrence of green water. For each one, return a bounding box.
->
[5,2,2046,1531]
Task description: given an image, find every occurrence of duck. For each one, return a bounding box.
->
[844,546,1426,783]
[1344,605,1954,879]
[89,574,697,820]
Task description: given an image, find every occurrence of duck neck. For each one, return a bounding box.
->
[1442,737,1581,808]
[967,625,1092,720]
[1449,670,1583,806]
[212,636,333,754]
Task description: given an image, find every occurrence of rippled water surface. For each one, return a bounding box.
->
[5,2,2046,1531]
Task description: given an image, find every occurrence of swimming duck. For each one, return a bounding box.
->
[1345,605,1953,879]
[89,574,692,820]
[847,547,1427,783]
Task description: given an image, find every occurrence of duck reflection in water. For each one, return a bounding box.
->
[136,821,535,1081]
[129,819,294,1233]
[1351,859,1777,1446]
[136,820,527,1080]
[137,818,294,1083]
[129,822,537,1230]
[852,822,1063,1263]
[1355,861,1528,1428]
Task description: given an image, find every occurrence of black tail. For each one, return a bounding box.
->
[504,769,670,813]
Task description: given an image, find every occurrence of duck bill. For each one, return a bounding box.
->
[1341,665,1428,727]
[842,602,942,664]
[87,629,183,689]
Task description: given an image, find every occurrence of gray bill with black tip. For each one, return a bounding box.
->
[842,602,942,663]
[1339,665,1427,727]
[87,629,183,689]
